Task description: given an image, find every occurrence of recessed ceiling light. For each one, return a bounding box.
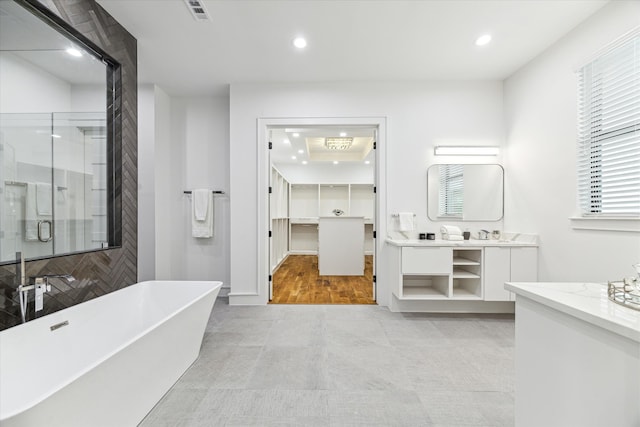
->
[475,34,492,46]
[66,47,82,57]
[302,161,308,165]
[333,161,339,165]
[293,37,307,49]
[51,134,62,138]
[292,133,300,137]
[298,149,304,154]
[291,156,297,160]
[339,132,347,137]
[365,160,370,165]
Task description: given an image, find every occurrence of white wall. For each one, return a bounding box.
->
[275,162,374,184]
[0,52,71,113]
[138,90,231,285]
[138,84,157,281]
[70,85,106,112]
[153,86,172,280]
[504,1,640,282]
[230,81,506,305]
[172,96,230,284]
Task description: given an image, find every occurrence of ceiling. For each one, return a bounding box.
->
[0,0,106,85]
[95,0,609,97]
[270,125,375,166]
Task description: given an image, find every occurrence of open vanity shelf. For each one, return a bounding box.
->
[452,249,482,299]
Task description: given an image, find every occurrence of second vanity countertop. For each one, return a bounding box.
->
[386,238,538,247]
[505,282,640,343]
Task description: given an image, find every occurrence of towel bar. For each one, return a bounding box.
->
[183,190,225,194]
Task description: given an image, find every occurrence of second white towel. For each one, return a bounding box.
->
[440,225,462,236]
[192,189,213,238]
[398,212,414,232]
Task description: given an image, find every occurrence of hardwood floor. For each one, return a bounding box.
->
[271,255,375,304]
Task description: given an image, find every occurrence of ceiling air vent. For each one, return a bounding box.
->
[184,0,211,21]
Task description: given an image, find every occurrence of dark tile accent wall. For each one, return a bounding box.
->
[0,0,137,330]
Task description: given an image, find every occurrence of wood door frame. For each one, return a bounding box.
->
[258,117,387,304]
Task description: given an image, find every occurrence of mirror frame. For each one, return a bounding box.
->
[0,0,122,265]
[427,163,504,222]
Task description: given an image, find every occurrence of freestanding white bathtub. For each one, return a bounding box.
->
[0,280,222,427]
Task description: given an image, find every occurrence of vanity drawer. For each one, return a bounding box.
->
[402,247,452,274]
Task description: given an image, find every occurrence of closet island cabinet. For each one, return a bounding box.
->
[387,239,537,309]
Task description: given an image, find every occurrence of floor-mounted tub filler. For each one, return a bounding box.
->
[0,280,222,427]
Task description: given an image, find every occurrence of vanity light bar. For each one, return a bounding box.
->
[434,146,500,156]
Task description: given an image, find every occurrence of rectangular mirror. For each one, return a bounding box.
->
[0,0,120,264]
[427,164,504,221]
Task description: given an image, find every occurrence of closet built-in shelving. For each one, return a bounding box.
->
[270,167,376,269]
[270,167,289,271]
[289,182,374,255]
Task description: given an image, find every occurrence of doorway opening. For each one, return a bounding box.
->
[268,124,378,304]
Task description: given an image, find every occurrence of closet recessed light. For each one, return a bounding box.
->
[51,134,62,138]
[293,37,307,49]
[339,132,347,137]
[365,160,370,165]
[333,161,339,165]
[302,161,308,165]
[293,133,300,137]
[291,156,297,160]
[298,149,304,154]
[475,34,492,46]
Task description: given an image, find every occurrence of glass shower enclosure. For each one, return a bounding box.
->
[0,112,107,263]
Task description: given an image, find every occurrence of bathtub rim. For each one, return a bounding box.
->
[0,280,222,421]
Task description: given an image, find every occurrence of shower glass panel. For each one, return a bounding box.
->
[0,112,107,263]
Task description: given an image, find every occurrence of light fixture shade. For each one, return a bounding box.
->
[325,137,353,150]
[434,146,499,156]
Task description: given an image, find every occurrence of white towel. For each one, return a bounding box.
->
[36,182,52,215]
[192,190,213,238]
[193,189,209,221]
[443,234,464,241]
[25,183,38,241]
[440,225,462,236]
[398,212,414,232]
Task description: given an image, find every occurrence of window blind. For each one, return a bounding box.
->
[577,34,640,216]
[438,164,463,217]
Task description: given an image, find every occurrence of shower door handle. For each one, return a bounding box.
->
[37,220,53,242]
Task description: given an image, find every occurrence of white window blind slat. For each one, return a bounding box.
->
[577,35,640,216]
[438,164,463,217]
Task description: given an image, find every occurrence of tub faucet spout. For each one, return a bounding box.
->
[29,274,76,315]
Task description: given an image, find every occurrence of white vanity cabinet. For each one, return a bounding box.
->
[388,239,538,312]
[484,247,538,301]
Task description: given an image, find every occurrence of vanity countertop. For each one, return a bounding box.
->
[386,238,538,248]
[505,282,640,343]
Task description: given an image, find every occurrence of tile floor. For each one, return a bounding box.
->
[140,297,515,426]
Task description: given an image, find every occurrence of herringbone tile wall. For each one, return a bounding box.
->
[0,0,137,330]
